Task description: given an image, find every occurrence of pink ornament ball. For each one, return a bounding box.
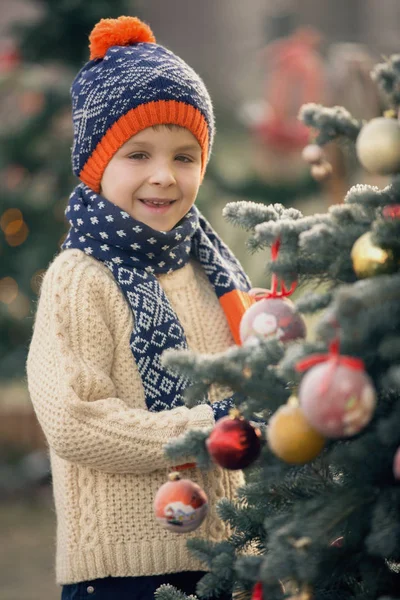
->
[239,297,306,345]
[299,363,376,438]
[302,143,324,164]
[393,446,400,480]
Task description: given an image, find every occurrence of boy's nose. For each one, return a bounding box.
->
[148,163,176,186]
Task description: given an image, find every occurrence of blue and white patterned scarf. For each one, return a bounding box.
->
[62,183,252,413]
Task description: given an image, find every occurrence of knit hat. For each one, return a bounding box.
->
[71,16,215,192]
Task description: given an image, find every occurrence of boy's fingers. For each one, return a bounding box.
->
[249,287,268,298]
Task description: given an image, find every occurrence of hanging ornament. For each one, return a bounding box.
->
[296,340,376,438]
[302,143,324,164]
[154,472,208,533]
[287,586,313,600]
[206,410,262,470]
[356,116,400,175]
[393,446,400,480]
[240,296,307,345]
[302,143,333,181]
[382,204,400,219]
[240,239,306,345]
[280,581,313,600]
[310,161,333,181]
[267,396,325,464]
[351,231,399,279]
[251,582,264,600]
[330,536,344,547]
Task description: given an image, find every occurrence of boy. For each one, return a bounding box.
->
[27,16,253,600]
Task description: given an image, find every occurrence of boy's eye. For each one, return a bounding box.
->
[129,152,148,160]
[175,155,193,163]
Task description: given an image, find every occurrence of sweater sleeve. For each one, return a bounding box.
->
[26,251,215,474]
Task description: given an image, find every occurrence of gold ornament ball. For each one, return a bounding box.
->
[267,399,325,464]
[351,231,398,279]
[356,117,400,175]
[288,586,313,600]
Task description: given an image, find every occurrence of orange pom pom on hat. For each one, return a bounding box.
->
[71,16,214,192]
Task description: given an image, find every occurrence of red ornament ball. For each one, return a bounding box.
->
[239,297,306,346]
[154,473,208,533]
[299,363,376,438]
[206,414,262,470]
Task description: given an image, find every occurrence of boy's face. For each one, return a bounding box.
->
[100,125,202,232]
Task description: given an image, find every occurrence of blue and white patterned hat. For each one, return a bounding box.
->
[71,16,215,192]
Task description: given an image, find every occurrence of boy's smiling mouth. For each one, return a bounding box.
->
[139,198,177,207]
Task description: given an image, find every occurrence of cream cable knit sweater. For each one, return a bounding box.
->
[27,249,244,585]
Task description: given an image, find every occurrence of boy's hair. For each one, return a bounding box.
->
[71,16,215,192]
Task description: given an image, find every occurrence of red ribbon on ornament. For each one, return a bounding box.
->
[251,582,264,600]
[171,462,196,471]
[295,338,365,394]
[250,239,297,301]
[382,204,400,219]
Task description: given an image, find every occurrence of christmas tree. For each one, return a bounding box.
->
[0,0,130,380]
[155,55,400,600]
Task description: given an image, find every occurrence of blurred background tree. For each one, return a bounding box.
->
[0,0,132,384]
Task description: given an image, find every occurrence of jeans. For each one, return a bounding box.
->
[61,571,232,599]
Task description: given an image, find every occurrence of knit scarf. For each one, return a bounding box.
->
[62,184,253,412]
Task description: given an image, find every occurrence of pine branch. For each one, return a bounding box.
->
[223,201,302,232]
[163,430,213,469]
[162,340,288,412]
[371,53,400,107]
[155,585,197,600]
[299,103,362,145]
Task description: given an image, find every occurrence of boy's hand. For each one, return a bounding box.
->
[170,397,235,470]
[249,287,268,299]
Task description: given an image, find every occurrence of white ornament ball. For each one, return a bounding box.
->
[356,117,400,175]
[239,297,306,346]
